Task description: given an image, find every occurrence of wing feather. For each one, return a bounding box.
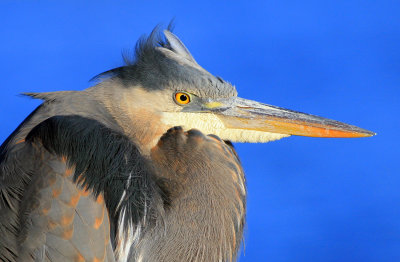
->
[0,115,163,261]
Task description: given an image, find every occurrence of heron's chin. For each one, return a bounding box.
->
[161,112,290,143]
[205,128,290,143]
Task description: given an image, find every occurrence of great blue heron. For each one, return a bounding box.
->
[0,27,374,262]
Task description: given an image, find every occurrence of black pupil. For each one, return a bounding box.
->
[180,94,187,101]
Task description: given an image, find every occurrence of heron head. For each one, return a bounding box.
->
[92,28,374,149]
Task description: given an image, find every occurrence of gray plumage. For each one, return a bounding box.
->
[0,24,374,262]
[0,27,245,262]
[93,26,237,98]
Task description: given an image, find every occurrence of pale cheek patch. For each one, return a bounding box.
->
[161,112,290,143]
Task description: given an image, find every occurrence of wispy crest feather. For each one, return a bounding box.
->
[91,25,237,98]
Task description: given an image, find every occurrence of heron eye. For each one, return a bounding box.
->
[175,92,191,105]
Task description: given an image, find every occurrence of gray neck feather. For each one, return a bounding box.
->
[130,154,245,262]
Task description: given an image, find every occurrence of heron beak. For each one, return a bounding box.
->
[206,97,375,138]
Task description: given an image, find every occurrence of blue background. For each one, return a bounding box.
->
[1,1,399,261]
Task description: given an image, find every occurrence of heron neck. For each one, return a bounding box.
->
[132,162,245,262]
